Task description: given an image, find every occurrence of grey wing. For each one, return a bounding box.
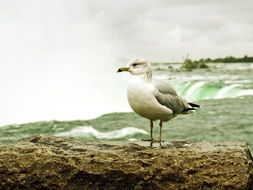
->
[153,79,189,114]
[153,79,178,96]
[155,92,189,114]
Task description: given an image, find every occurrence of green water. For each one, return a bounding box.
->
[1,96,253,151]
[0,63,253,151]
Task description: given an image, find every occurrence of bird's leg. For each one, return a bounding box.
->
[150,120,153,140]
[159,120,164,146]
[142,120,154,146]
[150,120,154,146]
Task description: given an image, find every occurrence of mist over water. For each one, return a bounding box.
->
[0,1,128,126]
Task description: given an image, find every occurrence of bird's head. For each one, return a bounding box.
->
[117,58,152,79]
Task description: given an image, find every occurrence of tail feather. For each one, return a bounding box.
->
[182,107,196,113]
[181,108,196,114]
[182,102,200,114]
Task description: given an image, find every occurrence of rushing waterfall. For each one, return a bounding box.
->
[173,81,253,101]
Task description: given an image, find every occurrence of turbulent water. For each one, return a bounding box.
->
[154,63,253,101]
[0,63,253,150]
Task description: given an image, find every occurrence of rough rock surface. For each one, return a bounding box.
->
[0,135,252,190]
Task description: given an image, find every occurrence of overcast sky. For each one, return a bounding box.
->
[1,1,253,61]
[85,0,253,61]
[0,0,253,125]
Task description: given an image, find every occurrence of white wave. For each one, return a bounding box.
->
[183,81,206,99]
[55,126,148,139]
[235,89,253,97]
[224,79,251,84]
[214,84,240,99]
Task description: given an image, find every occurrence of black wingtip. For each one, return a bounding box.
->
[183,107,196,112]
[188,102,200,108]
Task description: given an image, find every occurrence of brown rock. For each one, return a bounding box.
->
[0,135,252,190]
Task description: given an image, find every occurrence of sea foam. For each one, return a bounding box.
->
[55,126,148,139]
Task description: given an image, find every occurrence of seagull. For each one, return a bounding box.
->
[117,58,200,146]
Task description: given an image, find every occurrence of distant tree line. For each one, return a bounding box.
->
[180,55,253,71]
[181,59,209,71]
[194,55,253,63]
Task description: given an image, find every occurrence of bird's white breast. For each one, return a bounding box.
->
[127,76,172,121]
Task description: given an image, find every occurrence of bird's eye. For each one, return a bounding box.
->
[132,63,138,67]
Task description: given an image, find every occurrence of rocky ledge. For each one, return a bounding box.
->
[0,135,252,190]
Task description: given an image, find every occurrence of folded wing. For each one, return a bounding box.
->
[153,79,199,114]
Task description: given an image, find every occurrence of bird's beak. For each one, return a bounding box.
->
[117,67,129,73]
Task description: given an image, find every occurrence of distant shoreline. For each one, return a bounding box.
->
[153,55,253,64]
